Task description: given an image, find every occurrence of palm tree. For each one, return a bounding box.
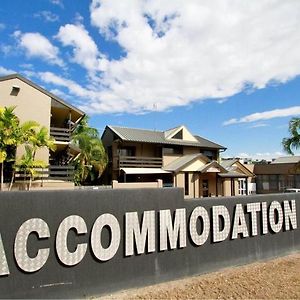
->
[72,116,107,185]
[15,145,47,190]
[29,126,56,159]
[8,125,55,190]
[282,118,300,155]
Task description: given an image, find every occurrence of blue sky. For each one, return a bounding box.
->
[1,0,300,159]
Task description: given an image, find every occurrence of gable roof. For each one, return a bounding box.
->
[164,153,210,172]
[221,159,254,177]
[105,125,226,149]
[0,73,85,116]
[197,161,227,173]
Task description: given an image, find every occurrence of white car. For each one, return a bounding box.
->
[284,188,300,193]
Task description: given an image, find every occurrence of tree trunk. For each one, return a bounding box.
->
[9,169,15,191]
[28,175,32,191]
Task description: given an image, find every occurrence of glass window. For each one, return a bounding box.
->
[269,175,278,191]
[238,178,247,195]
[163,146,183,155]
[119,147,135,156]
[201,150,216,161]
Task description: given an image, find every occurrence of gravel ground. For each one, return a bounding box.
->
[96,252,300,299]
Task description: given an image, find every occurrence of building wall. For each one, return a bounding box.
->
[0,78,51,163]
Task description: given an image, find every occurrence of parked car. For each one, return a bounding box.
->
[284,188,300,193]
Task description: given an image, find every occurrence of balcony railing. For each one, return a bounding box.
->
[50,127,71,142]
[15,165,75,182]
[118,155,163,168]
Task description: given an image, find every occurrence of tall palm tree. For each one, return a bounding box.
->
[282,117,300,155]
[72,116,107,185]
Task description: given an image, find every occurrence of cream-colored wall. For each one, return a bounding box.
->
[182,159,206,172]
[182,127,198,142]
[0,78,51,163]
[175,172,185,189]
[193,173,199,198]
[223,179,232,196]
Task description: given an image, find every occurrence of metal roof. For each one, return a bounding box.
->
[220,159,238,169]
[107,125,226,149]
[271,156,300,164]
[198,161,227,173]
[0,73,85,116]
[218,171,248,178]
[164,153,210,172]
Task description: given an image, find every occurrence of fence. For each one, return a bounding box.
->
[0,189,299,298]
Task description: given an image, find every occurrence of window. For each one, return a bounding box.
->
[269,175,278,191]
[172,130,183,139]
[119,147,135,156]
[185,173,189,196]
[238,178,247,195]
[200,150,216,161]
[163,146,183,155]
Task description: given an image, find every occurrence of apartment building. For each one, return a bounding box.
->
[253,156,300,194]
[102,125,253,197]
[0,74,85,187]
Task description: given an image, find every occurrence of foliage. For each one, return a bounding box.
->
[0,106,53,191]
[15,146,47,190]
[282,117,300,155]
[29,126,56,159]
[0,106,20,190]
[72,116,107,185]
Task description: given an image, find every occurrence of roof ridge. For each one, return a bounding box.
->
[109,125,164,133]
[0,73,85,115]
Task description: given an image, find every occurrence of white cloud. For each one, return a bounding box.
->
[15,31,64,67]
[80,0,300,114]
[223,106,300,126]
[0,66,15,76]
[56,24,107,72]
[37,72,94,99]
[74,13,84,24]
[0,44,13,56]
[20,63,34,70]
[227,151,285,161]
[34,11,59,22]
[50,0,63,8]
[249,123,269,128]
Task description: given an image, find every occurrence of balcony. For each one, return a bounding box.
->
[50,127,71,142]
[15,165,75,182]
[118,155,163,168]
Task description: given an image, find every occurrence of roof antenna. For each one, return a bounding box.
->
[153,103,157,131]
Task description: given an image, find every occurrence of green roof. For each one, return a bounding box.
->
[107,125,226,149]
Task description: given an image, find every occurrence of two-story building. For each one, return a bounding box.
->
[102,125,254,197]
[252,156,300,194]
[0,74,85,188]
